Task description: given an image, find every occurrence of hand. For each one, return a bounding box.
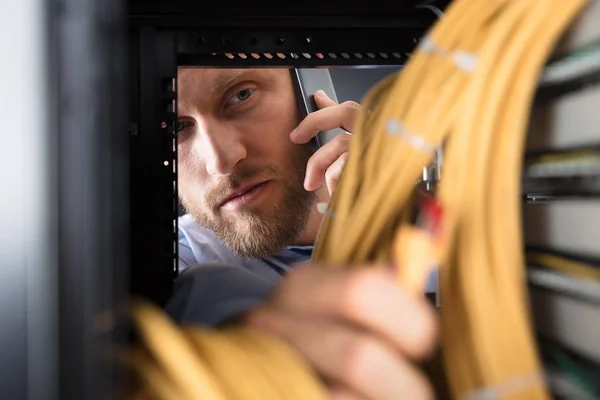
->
[290,90,360,196]
[244,265,438,400]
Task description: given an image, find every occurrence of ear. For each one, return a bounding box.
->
[313,90,338,109]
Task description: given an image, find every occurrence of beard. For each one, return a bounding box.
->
[181,143,317,259]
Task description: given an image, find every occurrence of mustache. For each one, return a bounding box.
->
[204,164,279,207]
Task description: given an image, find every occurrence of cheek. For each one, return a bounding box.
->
[242,99,300,158]
[244,126,299,170]
[177,146,195,183]
[177,147,206,201]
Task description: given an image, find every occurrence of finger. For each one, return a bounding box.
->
[269,267,438,360]
[325,152,349,195]
[314,89,338,109]
[246,308,434,400]
[304,135,351,191]
[290,101,360,144]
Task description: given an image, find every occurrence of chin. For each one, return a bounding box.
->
[187,177,315,258]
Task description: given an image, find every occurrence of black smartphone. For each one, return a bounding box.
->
[291,68,346,150]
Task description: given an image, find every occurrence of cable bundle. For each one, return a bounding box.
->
[312,0,590,398]
[127,0,590,398]
[127,299,329,400]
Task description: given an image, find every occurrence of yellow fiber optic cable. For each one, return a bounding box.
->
[126,1,591,399]
[526,251,600,282]
[314,0,589,398]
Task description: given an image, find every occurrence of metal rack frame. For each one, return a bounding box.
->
[127,1,444,306]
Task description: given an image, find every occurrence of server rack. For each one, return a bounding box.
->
[127,0,442,305]
[3,0,599,399]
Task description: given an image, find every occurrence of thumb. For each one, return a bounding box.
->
[313,90,338,109]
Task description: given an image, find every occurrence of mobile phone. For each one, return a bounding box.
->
[291,68,346,149]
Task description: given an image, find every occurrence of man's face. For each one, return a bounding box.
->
[177,68,316,258]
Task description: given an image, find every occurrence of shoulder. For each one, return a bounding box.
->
[178,214,242,270]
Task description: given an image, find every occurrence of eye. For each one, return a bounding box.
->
[175,120,194,133]
[224,88,256,108]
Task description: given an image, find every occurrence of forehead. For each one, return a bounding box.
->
[178,68,244,92]
[177,68,290,93]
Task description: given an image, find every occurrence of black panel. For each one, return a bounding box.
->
[128,1,444,16]
[176,27,424,67]
[129,27,178,306]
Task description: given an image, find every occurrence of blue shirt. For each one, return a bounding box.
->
[169,214,314,325]
[178,213,313,283]
[170,213,439,326]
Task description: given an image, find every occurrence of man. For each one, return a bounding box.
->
[166,67,438,399]
[176,67,352,271]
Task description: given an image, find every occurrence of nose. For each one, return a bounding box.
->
[193,122,247,176]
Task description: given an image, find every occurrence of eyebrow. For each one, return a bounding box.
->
[208,70,247,96]
[177,69,253,113]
